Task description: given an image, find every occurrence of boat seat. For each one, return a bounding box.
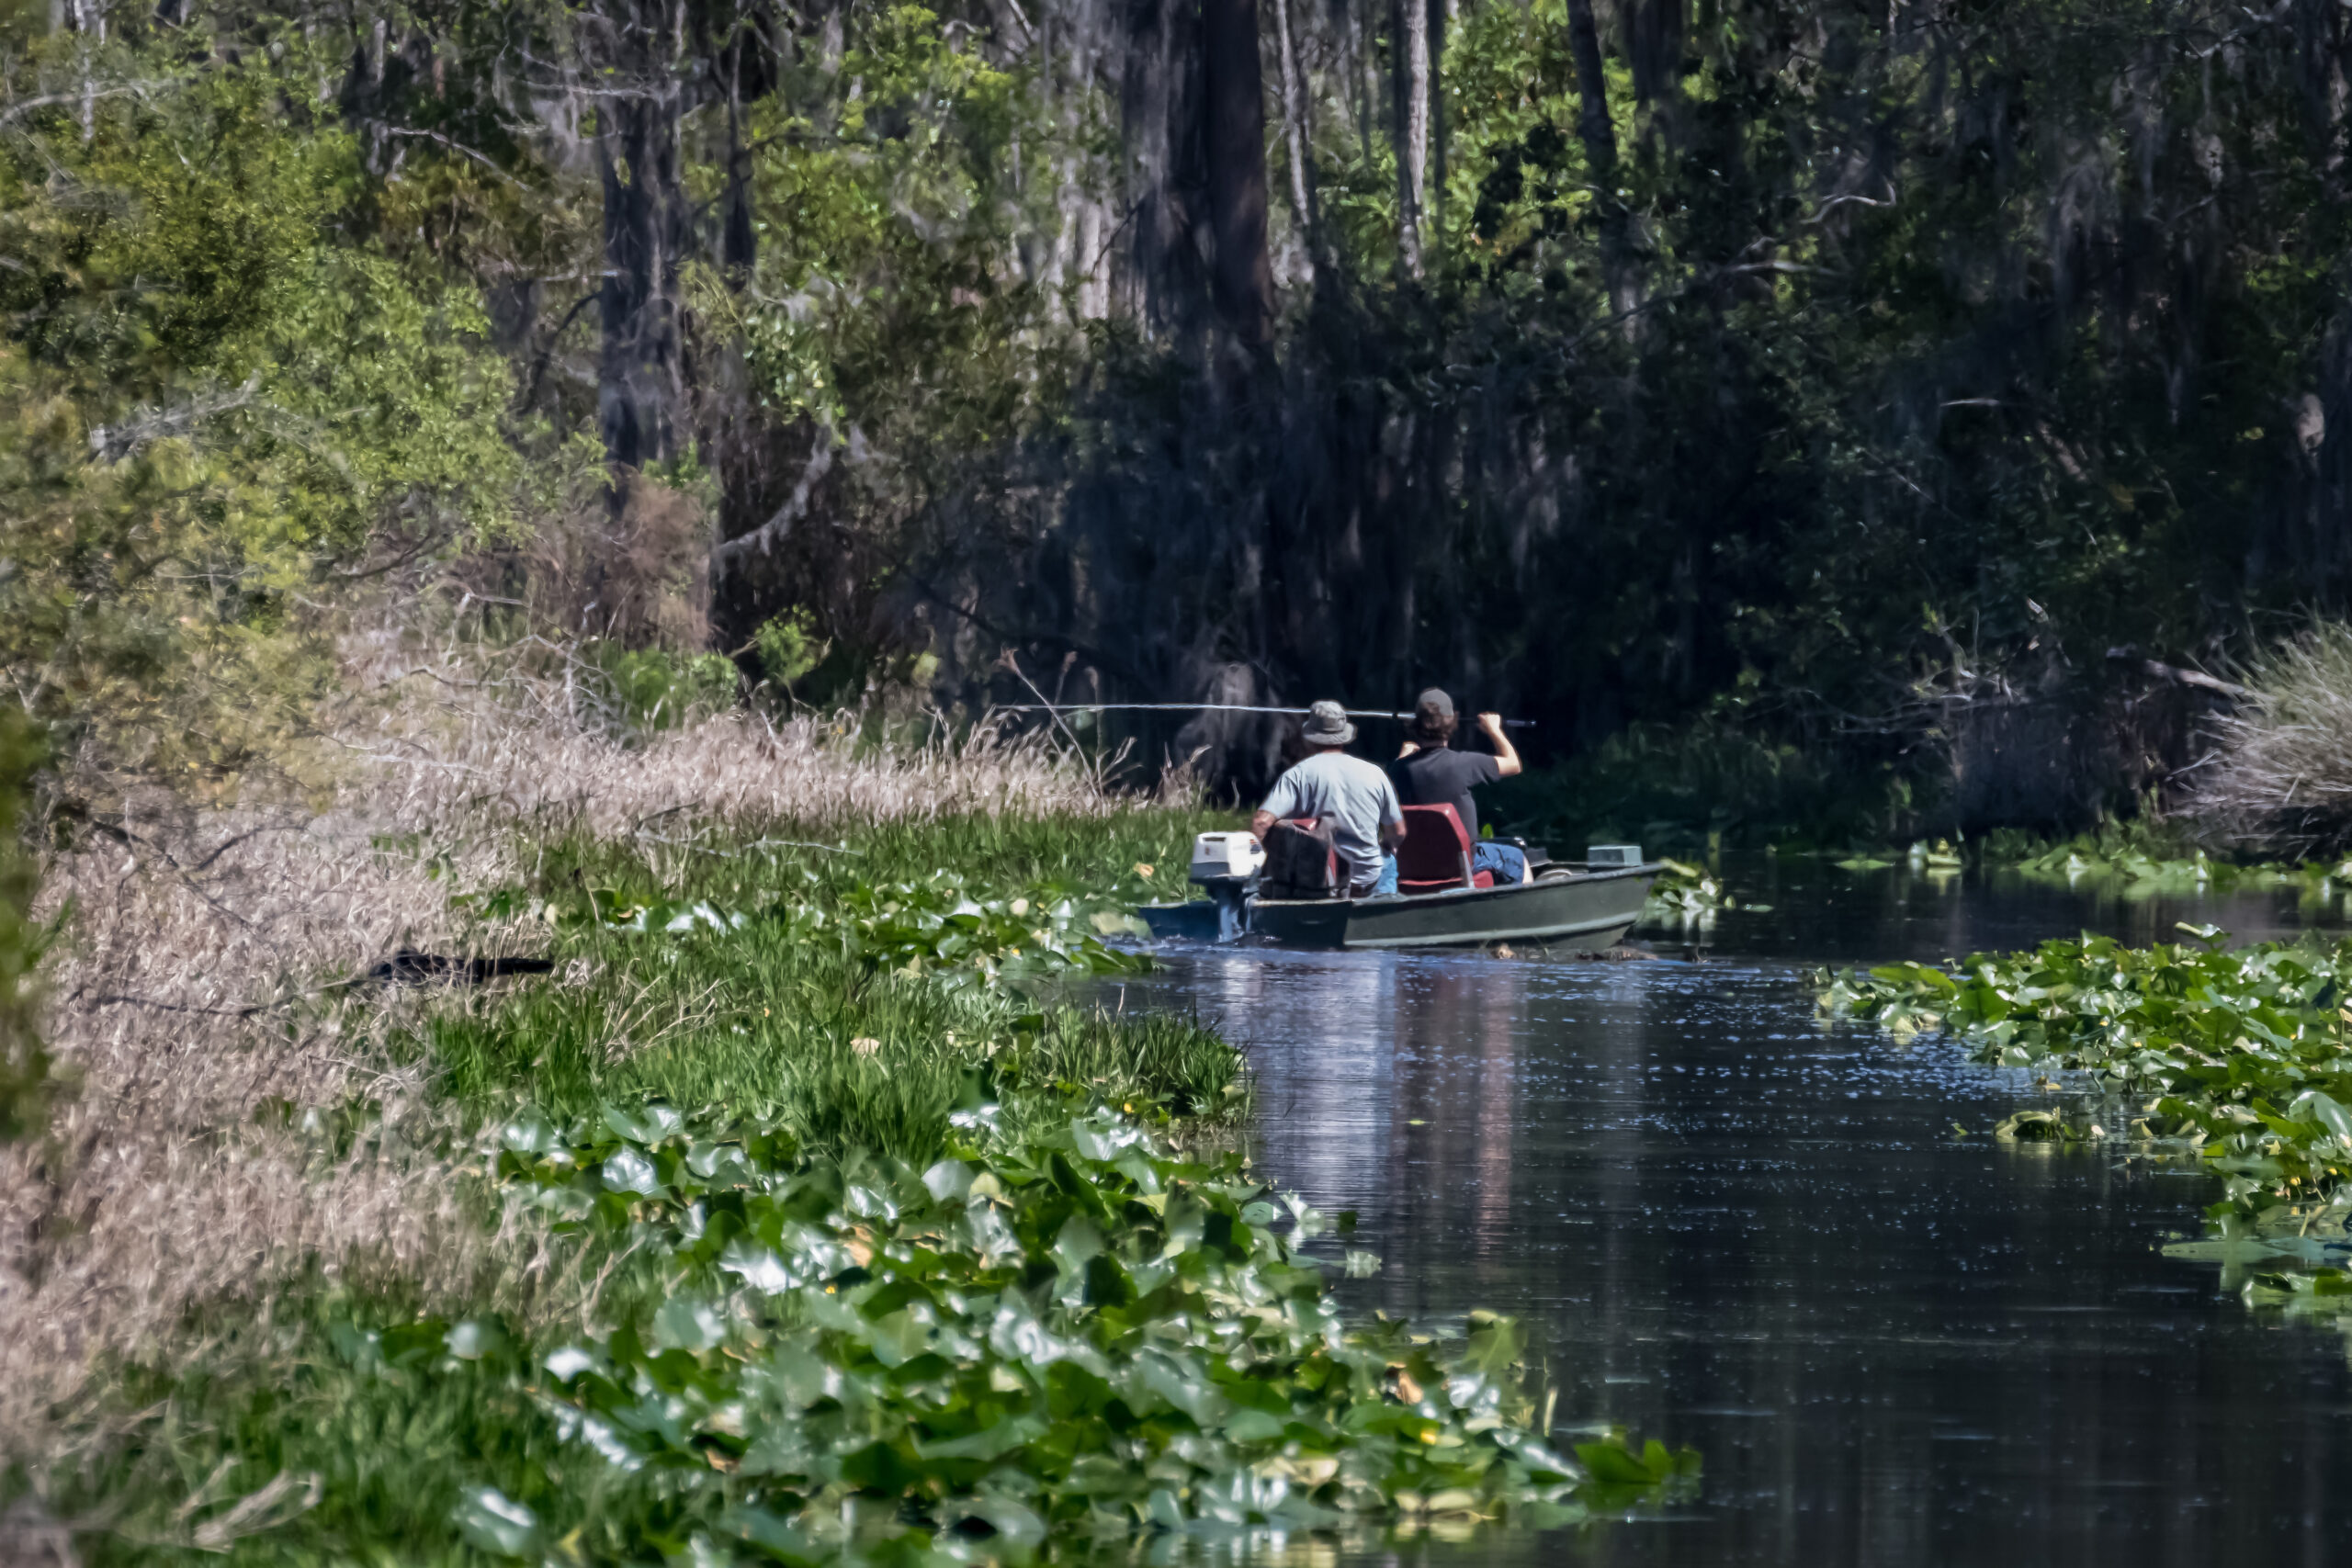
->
[1396,804,1495,894]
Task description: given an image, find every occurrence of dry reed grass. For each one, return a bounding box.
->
[3,637,1136,1467]
[2184,624,2352,855]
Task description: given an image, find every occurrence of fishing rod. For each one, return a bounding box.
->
[992,702,1535,728]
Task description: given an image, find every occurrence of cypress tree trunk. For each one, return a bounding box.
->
[1270,0,1316,273]
[1566,0,1635,319]
[1202,0,1276,347]
[595,9,690,471]
[1396,0,1429,276]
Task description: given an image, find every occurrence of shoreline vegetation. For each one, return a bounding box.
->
[1,651,1693,1564]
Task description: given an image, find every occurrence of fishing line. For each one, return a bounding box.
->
[991,703,1535,728]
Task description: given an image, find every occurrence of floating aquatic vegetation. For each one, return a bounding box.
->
[1818,931,2352,1316]
[372,1103,1695,1562]
[574,869,1152,984]
[1643,862,1770,924]
[1979,822,2352,908]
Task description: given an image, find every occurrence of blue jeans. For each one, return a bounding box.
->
[1374,842,1522,893]
[1473,841,1528,884]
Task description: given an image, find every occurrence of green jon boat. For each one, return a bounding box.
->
[1246,863,1659,951]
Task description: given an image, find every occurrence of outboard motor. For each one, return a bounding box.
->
[1187,831,1265,942]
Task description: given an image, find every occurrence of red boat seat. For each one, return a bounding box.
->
[1396,804,1495,894]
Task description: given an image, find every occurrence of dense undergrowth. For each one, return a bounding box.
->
[20,796,1692,1563]
[1820,932,2352,1329]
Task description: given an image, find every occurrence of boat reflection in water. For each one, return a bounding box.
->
[1096,920,2352,1565]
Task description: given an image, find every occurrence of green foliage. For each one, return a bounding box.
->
[427,809,1242,1144]
[0,41,521,776]
[753,610,830,692]
[1975,820,2352,912]
[584,645,741,736]
[519,809,1221,928]
[54,1105,1692,1565]
[78,1115,1657,1564]
[1492,714,1915,854]
[424,912,1227,1156]
[38,798,1699,1562]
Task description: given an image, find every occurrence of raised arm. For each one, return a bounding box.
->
[1477,713,1523,777]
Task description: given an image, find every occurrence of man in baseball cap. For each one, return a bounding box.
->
[1388,687,1529,884]
[1250,700,1406,897]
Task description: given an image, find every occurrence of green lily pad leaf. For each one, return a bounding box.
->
[1053,1214,1104,1273]
[451,1486,538,1558]
[602,1148,662,1195]
[500,1113,558,1156]
[922,1159,974,1201]
[444,1318,506,1360]
[652,1296,727,1351]
[543,1346,596,1382]
[919,1414,1049,1462]
[718,1238,795,1293]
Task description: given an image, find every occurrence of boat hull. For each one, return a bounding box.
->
[1250,865,1658,951]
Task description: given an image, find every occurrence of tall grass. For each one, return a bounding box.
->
[2188,624,2352,855]
[425,922,1242,1160]
[6,643,1221,1467]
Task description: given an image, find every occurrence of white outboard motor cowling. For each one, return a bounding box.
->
[1188,831,1264,941]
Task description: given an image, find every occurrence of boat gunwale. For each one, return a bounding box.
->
[1248,862,1664,916]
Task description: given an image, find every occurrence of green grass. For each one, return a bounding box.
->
[514,808,1236,919]
[425,925,1242,1161]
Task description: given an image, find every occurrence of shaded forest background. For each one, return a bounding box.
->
[6,0,2352,840]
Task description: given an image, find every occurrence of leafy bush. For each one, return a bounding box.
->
[584,645,741,736]
[1491,715,1920,855]
[754,609,830,693]
[0,55,521,781]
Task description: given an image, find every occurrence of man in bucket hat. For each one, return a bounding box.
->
[1250,701,1407,897]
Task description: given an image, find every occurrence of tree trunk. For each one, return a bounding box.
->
[596,70,689,470]
[1270,0,1315,274]
[1201,0,1276,347]
[1565,0,1636,319]
[1396,0,1429,276]
[1119,0,1194,333]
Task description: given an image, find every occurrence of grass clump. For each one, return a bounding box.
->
[2188,623,2352,856]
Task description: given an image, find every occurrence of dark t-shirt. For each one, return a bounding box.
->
[1387,747,1502,840]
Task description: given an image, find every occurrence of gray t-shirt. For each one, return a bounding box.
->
[1261,750,1405,894]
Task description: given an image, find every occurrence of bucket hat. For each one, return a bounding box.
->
[1300,699,1356,747]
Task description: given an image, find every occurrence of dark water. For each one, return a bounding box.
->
[1113,859,2352,1564]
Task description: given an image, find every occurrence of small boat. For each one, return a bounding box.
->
[1137,811,1662,953]
[1246,862,1657,951]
